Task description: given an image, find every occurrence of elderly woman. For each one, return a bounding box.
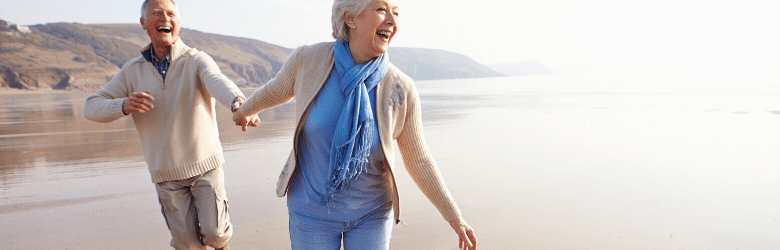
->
[233,0,478,249]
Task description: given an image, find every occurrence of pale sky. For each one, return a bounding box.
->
[2,0,779,71]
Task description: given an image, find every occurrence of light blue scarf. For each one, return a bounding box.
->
[323,41,388,206]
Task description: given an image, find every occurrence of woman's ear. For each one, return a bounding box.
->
[343,12,356,29]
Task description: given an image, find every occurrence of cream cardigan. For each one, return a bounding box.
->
[237,42,462,223]
[84,39,245,183]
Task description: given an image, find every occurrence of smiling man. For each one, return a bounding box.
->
[83,0,259,249]
[142,0,179,60]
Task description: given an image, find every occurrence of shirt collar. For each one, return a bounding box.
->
[150,46,171,63]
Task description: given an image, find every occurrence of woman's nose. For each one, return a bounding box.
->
[385,12,397,25]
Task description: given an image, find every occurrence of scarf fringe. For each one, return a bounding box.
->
[322,119,374,207]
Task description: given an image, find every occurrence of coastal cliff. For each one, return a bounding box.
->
[1,20,504,91]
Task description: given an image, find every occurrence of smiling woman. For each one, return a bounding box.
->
[232,0,478,249]
[342,0,399,64]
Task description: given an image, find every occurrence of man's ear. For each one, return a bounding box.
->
[140,18,146,30]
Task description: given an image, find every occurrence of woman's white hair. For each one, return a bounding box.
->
[331,0,375,42]
[141,0,177,19]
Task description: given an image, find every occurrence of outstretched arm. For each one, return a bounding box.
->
[450,217,478,250]
[235,48,302,117]
[232,45,306,131]
[197,52,245,110]
[396,85,478,250]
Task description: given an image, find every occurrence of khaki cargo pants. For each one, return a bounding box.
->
[155,167,232,250]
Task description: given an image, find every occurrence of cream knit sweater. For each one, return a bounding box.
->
[84,39,244,183]
[237,42,462,223]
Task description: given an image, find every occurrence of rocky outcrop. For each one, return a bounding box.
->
[1,65,28,89]
[0,20,120,91]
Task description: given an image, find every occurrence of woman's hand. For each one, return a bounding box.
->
[449,217,478,250]
[232,108,260,132]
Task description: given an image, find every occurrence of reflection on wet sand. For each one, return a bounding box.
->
[0,90,299,186]
[0,88,461,196]
[1,92,137,167]
[0,88,462,182]
[2,74,780,249]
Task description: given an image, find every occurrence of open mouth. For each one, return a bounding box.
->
[377,30,391,40]
[157,27,172,33]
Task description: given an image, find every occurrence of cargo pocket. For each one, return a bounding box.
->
[215,189,230,232]
[158,198,172,230]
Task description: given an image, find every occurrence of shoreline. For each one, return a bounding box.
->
[0,86,260,95]
[2,79,780,249]
[0,87,91,95]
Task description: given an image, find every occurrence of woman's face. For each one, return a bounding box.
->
[347,0,399,64]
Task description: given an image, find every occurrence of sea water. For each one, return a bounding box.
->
[1,69,779,249]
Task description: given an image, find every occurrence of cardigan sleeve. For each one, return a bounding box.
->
[395,81,463,222]
[237,45,303,116]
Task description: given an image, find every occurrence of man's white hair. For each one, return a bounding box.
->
[141,0,178,19]
[331,0,375,42]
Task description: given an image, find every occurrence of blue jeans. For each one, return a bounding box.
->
[288,203,394,250]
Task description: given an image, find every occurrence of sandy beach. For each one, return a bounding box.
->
[2,71,780,249]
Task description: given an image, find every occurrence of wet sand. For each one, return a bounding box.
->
[2,71,780,249]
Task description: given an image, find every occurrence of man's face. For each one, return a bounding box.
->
[140,0,180,50]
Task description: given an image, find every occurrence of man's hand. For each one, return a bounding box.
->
[231,97,245,113]
[232,111,260,132]
[232,98,260,132]
[123,90,154,115]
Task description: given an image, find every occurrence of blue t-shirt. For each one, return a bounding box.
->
[287,66,390,222]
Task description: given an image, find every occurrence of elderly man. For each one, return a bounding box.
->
[84,0,259,249]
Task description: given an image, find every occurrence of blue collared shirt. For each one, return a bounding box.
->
[143,46,170,81]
